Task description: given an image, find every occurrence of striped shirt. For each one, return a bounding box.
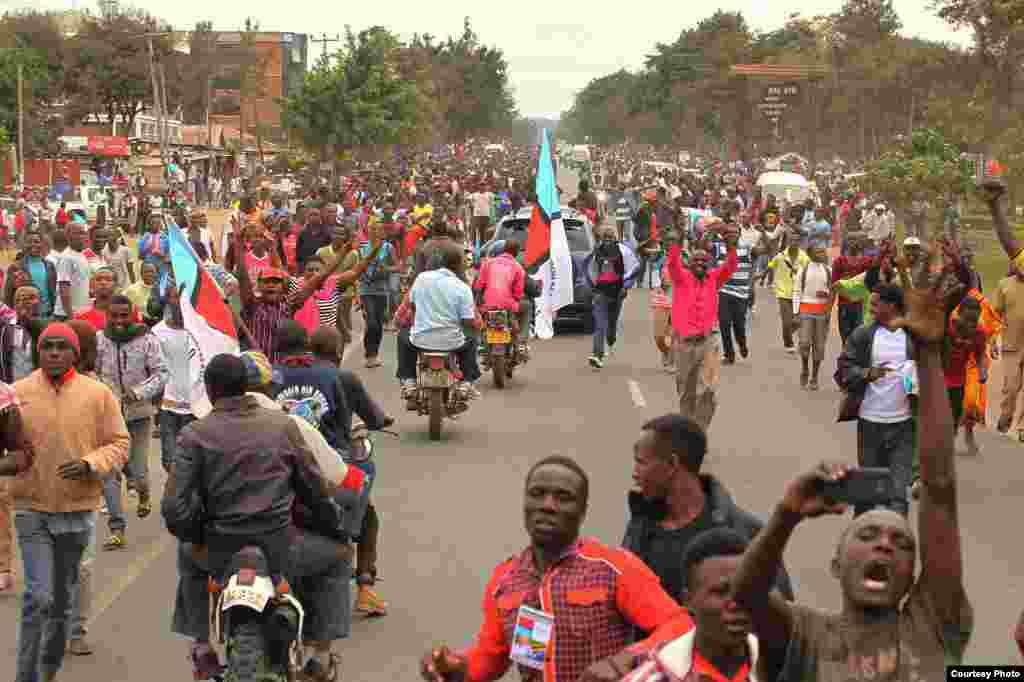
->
[241,299,295,363]
[287,276,343,333]
[719,245,754,300]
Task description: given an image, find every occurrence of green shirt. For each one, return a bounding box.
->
[834,272,874,325]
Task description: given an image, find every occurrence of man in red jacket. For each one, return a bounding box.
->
[421,456,692,682]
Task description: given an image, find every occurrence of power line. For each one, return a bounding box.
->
[311,33,340,60]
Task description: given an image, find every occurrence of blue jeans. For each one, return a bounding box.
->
[592,291,625,357]
[341,456,376,539]
[15,512,92,682]
[68,523,97,639]
[160,410,196,473]
[102,417,151,533]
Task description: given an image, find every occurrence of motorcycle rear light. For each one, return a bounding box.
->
[428,357,445,370]
[238,568,256,586]
[207,577,223,594]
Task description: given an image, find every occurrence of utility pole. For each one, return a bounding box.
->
[17,62,24,190]
[311,33,340,60]
[143,34,167,170]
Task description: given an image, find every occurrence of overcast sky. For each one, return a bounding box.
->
[16,0,972,118]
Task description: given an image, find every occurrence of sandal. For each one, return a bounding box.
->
[137,497,152,519]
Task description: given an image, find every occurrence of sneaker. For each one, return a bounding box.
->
[588,355,604,369]
[68,637,93,656]
[355,586,388,617]
[103,532,127,551]
[465,383,482,400]
[137,493,152,519]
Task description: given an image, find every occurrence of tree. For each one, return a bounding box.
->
[934,0,1024,147]
[281,26,428,160]
[0,11,67,155]
[407,18,518,142]
[63,8,177,133]
[861,128,975,240]
[180,20,216,124]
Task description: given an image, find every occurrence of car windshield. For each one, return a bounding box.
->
[498,218,592,252]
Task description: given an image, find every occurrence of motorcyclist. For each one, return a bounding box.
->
[473,239,530,358]
[161,353,346,579]
[397,241,483,400]
[167,351,366,682]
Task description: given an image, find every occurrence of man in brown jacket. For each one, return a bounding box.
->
[10,322,129,682]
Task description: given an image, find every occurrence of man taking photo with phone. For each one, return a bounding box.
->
[732,253,971,680]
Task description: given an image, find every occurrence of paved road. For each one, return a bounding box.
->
[4,171,1024,676]
[3,292,1024,679]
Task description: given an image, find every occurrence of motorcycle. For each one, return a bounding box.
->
[479,309,523,389]
[208,546,305,682]
[408,351,470,441]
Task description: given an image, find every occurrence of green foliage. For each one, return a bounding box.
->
[281,26,427,155]
[0,11,66,155]
[63,8,176,132]
[861,128,976,208]
[406,17,518,141]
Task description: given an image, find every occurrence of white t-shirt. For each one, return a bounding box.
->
[859,327,916,423]
[55,249,93,317]
[471,192,493,218]
[102,244,134,290]
[740,227,763,250]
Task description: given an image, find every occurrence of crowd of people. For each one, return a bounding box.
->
[0,137,1021,682]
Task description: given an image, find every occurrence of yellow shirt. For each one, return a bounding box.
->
[767,249,811,300]
[123,280,152,313]
[413,204,433,225]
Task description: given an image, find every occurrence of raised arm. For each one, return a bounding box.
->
[733,462,849,668]
[892,261,967,627]
[983,184,1021,261]
[233,228,256,309]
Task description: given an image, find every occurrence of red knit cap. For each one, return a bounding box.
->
[38,322,81,357]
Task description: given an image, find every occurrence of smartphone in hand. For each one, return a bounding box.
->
[816,468,894,508]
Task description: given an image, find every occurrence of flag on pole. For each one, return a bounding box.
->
[167,223,239,416]
[524,129,573,340]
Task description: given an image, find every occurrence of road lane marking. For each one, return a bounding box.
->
[628,380,647,408]
[87,534,174,627]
